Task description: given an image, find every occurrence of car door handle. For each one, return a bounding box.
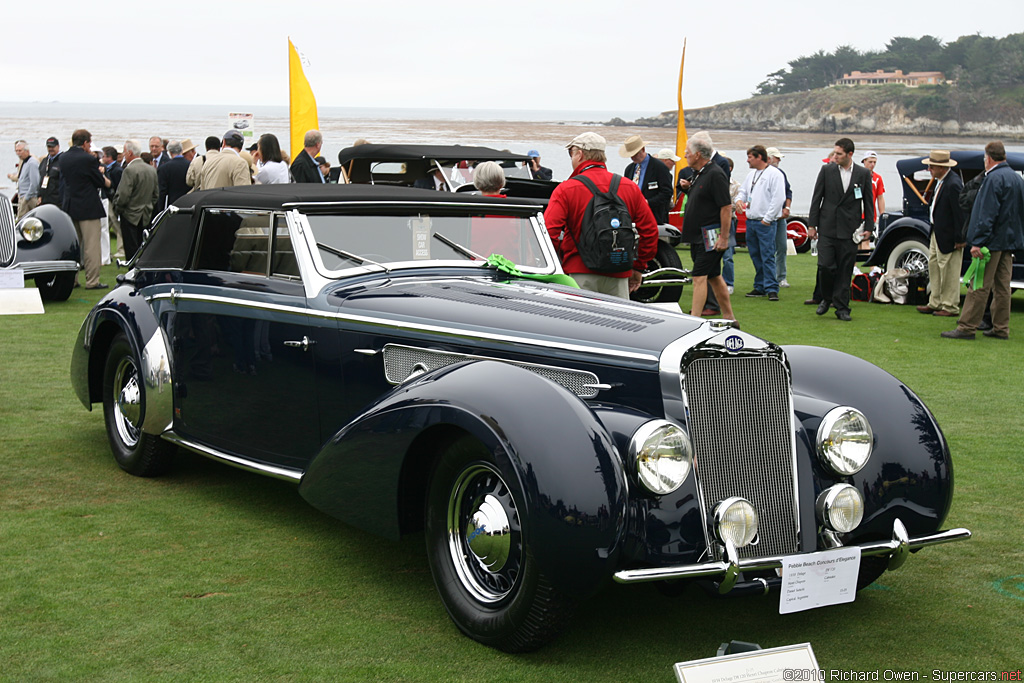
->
[283,336,316,351]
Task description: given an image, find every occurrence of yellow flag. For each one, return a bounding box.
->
[673,39,688,204]
[289,38,319,161]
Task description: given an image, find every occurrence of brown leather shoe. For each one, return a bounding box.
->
[916,305,936,314]
[940,329,975,340]
[932,310,955,317]
[982,329,1009,339]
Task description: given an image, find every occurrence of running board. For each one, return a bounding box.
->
[163,432,303,482]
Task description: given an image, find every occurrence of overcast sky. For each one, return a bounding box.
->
[3,1,1019,114]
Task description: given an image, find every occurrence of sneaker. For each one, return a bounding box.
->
[779,279,790,288]
[745,290,766,298]
[768,292,779,301]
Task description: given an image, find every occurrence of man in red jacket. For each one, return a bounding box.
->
[544,132,658,299]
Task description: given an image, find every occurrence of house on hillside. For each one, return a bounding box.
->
[836,70,945,87]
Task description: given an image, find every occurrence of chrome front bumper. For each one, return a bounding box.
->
[613,519,971,593]
[11,259,80,276]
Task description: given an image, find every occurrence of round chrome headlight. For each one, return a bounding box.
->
[816,484,864,533]
[816,406,873,475]
[630,420,693,495]
[19,217,44,242]
[714,497,758,548]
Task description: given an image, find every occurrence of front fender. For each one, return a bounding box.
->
[299,360,628,599]
[785,345,954,539]
[863,216,930,268]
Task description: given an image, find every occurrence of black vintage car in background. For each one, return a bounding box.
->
[1,194,81,300]
[70,184,969,651]
[864,150,1024,289]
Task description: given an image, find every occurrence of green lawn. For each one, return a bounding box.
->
[1,251,1021,681]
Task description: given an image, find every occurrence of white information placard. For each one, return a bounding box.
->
[674,642,819,683]
[0,268,24,288]
[780,547,861,614]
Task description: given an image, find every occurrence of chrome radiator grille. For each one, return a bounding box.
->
[382,344,602,399]
[683,355,798,559]
[0,193,15,267]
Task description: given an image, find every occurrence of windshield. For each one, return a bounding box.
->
[441,163,531,186]
[303,211,551,274]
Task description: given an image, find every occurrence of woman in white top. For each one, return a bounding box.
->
[255,133,289,184]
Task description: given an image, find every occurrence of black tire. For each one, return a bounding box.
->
[856,555,889,591]
[886,238,929,275]
[34,272,76,301]
[101,333,176,477]
[630,240,684,304]
[425,435,574,652]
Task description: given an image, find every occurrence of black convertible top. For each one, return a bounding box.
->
[173,183,544,213]
[336,144,529,166]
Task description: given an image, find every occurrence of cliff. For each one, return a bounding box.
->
[610,85,1024,139]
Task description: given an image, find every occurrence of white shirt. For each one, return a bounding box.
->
[256,160,289,185]
[736,164,786,223]
[838,162,853,192]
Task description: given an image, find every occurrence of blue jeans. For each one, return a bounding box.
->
[722,217,737,287]
[775,217,788,282]
[747,218,778,293]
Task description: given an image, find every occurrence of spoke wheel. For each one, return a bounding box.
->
[886,239,929,275]
[425,435,573,652]
[630,241,684,304]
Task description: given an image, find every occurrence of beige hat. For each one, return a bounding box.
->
[619,134,646,158]
[565,132,607,152]
[180,138,196,154]
[654,148,681,162]
[923,150,957,167]
[766,146,785,159]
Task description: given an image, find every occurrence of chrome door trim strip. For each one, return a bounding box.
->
[163,433,303,482]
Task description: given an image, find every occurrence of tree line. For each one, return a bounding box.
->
[754,33,1024,96]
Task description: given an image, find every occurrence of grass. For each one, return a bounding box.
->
[1,250,1022,681]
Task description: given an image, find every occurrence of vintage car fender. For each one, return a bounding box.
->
[70,284,174,437]
[862,215,930,269]
[299,359,630,600]
[785,344,953,538]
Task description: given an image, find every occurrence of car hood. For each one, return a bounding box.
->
[329,275,705,364]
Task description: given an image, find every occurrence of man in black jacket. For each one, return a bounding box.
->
[807,138,874,321]
[620,135,673,224]
[38,136,63,207]
[157,141,191,209]
[61,129,111,289]
[291,130,324,183]
[916,151,965,318]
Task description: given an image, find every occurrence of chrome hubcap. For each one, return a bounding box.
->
[897,248,929,274]
[113,357,141,447]
[447,463,522,603]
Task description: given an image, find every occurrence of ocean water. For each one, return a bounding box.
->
[2,101,1020,215]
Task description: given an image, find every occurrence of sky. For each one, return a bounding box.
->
[3,0,1020,115]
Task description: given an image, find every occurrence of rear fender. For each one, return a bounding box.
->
[299,359,629,598]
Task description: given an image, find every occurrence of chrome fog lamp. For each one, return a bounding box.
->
[817,406,873,475]
[713,497,758,548]
[630,420,693,495]
[816,484,864,533]
[19,217,44,242]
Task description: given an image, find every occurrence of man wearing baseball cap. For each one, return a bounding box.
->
[861,151,885,234]
[544,132,658,298]
[199,130,251,190]
[523,149,552,181]
[38,136,64,207]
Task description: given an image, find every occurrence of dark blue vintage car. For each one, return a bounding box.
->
[2,194,81,300]
[70,184,969,651]
[864,150,1024,290]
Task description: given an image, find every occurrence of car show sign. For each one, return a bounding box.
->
[674,643,820,683]
[229,113,254,144]
[780,547,861,614]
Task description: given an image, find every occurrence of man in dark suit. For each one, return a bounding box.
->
[807,137,874,321]
[38,136,64,207]
[157,141,191,210]
[291,129,325,183]
[620,135,674,224]
[149,136,171,169]
[61,129,111,289]
[916,151,965,318]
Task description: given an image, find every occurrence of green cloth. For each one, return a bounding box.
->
[961,246,991,290]
[486,254,579,288]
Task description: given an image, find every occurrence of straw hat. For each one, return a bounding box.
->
[923,150,957,167]
[619,135,646,158]
[180,138,196,154]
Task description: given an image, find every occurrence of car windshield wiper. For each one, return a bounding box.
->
[316,242,391,273]
[432,232,484,261]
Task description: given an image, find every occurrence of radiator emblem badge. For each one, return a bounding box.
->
[724,335,744,351]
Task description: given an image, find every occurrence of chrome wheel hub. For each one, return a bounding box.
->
[447,462,522,603]
[113,357,141,447]
[897,248,929,274]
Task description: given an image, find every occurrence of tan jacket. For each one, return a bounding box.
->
[114,158,159,226]
[185,149,217,190]
[200,148,251,190]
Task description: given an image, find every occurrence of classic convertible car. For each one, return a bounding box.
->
[71,184,969,652]
[2,194,81,300]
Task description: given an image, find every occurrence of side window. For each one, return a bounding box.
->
[194,209,272,274]
[270,214,300,279]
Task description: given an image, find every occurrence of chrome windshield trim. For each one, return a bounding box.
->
[146,290,658,363]
[282,199,545,212]
[613,523,972,585]
[163,433,303,482]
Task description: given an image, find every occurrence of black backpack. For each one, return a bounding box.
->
[571,174,639,273]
